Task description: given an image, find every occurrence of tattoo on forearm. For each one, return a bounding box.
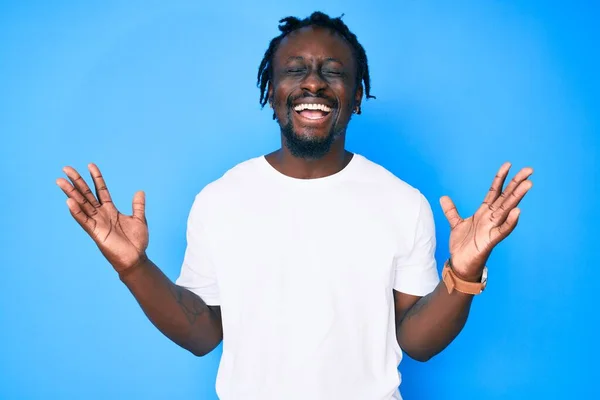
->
[169,285,208,325]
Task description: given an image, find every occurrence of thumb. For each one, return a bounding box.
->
[132,191,146,222]
[440,195,462,229]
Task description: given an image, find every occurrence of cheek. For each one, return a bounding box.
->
[271,80,291,103]
[333,84,355,109]
[273,93,288,117]
[271,87,294,120]
[271,88,286,109]
[273,92,286,108]
[338,92,355,116]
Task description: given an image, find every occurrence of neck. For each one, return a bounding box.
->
[265,135,353,179]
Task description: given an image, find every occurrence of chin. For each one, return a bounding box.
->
[293,125,331,140]
[281,120,336,159]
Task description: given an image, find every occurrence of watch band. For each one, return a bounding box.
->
[442,260,488,295]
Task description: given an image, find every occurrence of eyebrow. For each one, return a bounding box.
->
[284,56,345,66]
[286,56,305,63]
[324,57,344,65]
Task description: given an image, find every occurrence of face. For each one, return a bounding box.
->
[268,26,363,159]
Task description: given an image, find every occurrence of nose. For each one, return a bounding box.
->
[301,69,327,94]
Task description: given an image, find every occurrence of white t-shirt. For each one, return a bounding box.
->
[176,153,440,400]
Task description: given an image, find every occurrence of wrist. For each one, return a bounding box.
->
[442,259,488,295]
[448,257,484,283]
[117,253,149,281]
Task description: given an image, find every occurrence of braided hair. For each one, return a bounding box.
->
[257,11,375,109]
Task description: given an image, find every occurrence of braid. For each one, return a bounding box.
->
[257,12,375,108]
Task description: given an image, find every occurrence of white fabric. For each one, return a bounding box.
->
[176,153,440,400]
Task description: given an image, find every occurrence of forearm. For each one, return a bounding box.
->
[119,257,223,356]
[396,282,473,361]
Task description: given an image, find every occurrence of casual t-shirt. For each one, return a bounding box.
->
[176,153,440,400]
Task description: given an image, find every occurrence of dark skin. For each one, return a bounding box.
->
[265,26,362,178]
[56,25,533,361]
[56,164,223,356]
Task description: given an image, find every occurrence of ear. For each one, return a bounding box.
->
[354,84,363,108]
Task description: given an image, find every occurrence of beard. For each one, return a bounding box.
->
[278,105,346,160]
[281,120,335,159]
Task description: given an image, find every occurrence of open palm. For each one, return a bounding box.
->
[56,164,148,273]
[440,163,533,280]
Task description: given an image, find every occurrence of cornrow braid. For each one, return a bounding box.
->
[257,11,375,109]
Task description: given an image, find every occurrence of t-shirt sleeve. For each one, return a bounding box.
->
[175,193,221,306]
[392,193,440,296]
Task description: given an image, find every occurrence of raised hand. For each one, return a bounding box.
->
[440,163,533,281]
[56,164,149,273]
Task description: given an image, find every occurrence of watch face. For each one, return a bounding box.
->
[481,267,488,284]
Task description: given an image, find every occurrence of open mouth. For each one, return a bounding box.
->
[293,103,333,121]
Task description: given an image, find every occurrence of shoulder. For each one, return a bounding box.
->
[353,155,436,251]
[353,153,427,208]
[191,156,265,209]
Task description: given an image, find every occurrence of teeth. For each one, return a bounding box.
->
[293,103,332,112]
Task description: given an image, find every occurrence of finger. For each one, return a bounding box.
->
[88,163,114,206]
[132,191,146,223]
[491,179,533,225]
[56,176,97,218]
[482,162,511,206]
[440,195,462,229]
[490,207,520,244]
[62,166,101,209]
[66,198,97,236]
[489,167,534,212]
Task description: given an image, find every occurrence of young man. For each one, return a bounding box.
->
[56,12,533,400]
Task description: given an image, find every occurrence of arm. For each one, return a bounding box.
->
[394,163,533,361]
[119,257,223,356]
[56,163,222,357]
[394,284,473,361]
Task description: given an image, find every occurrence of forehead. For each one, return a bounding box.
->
[273,26,355,66]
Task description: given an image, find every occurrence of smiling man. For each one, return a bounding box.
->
[56,12,533,400]
[262,17,367,162]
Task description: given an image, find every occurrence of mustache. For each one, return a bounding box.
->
[286,93,338,109]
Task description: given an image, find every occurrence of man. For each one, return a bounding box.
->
[56,12,533,400]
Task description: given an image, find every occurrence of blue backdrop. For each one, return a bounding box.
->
[1,1,598,399]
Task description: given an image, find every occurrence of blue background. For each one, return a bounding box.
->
[1,1,598,399]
